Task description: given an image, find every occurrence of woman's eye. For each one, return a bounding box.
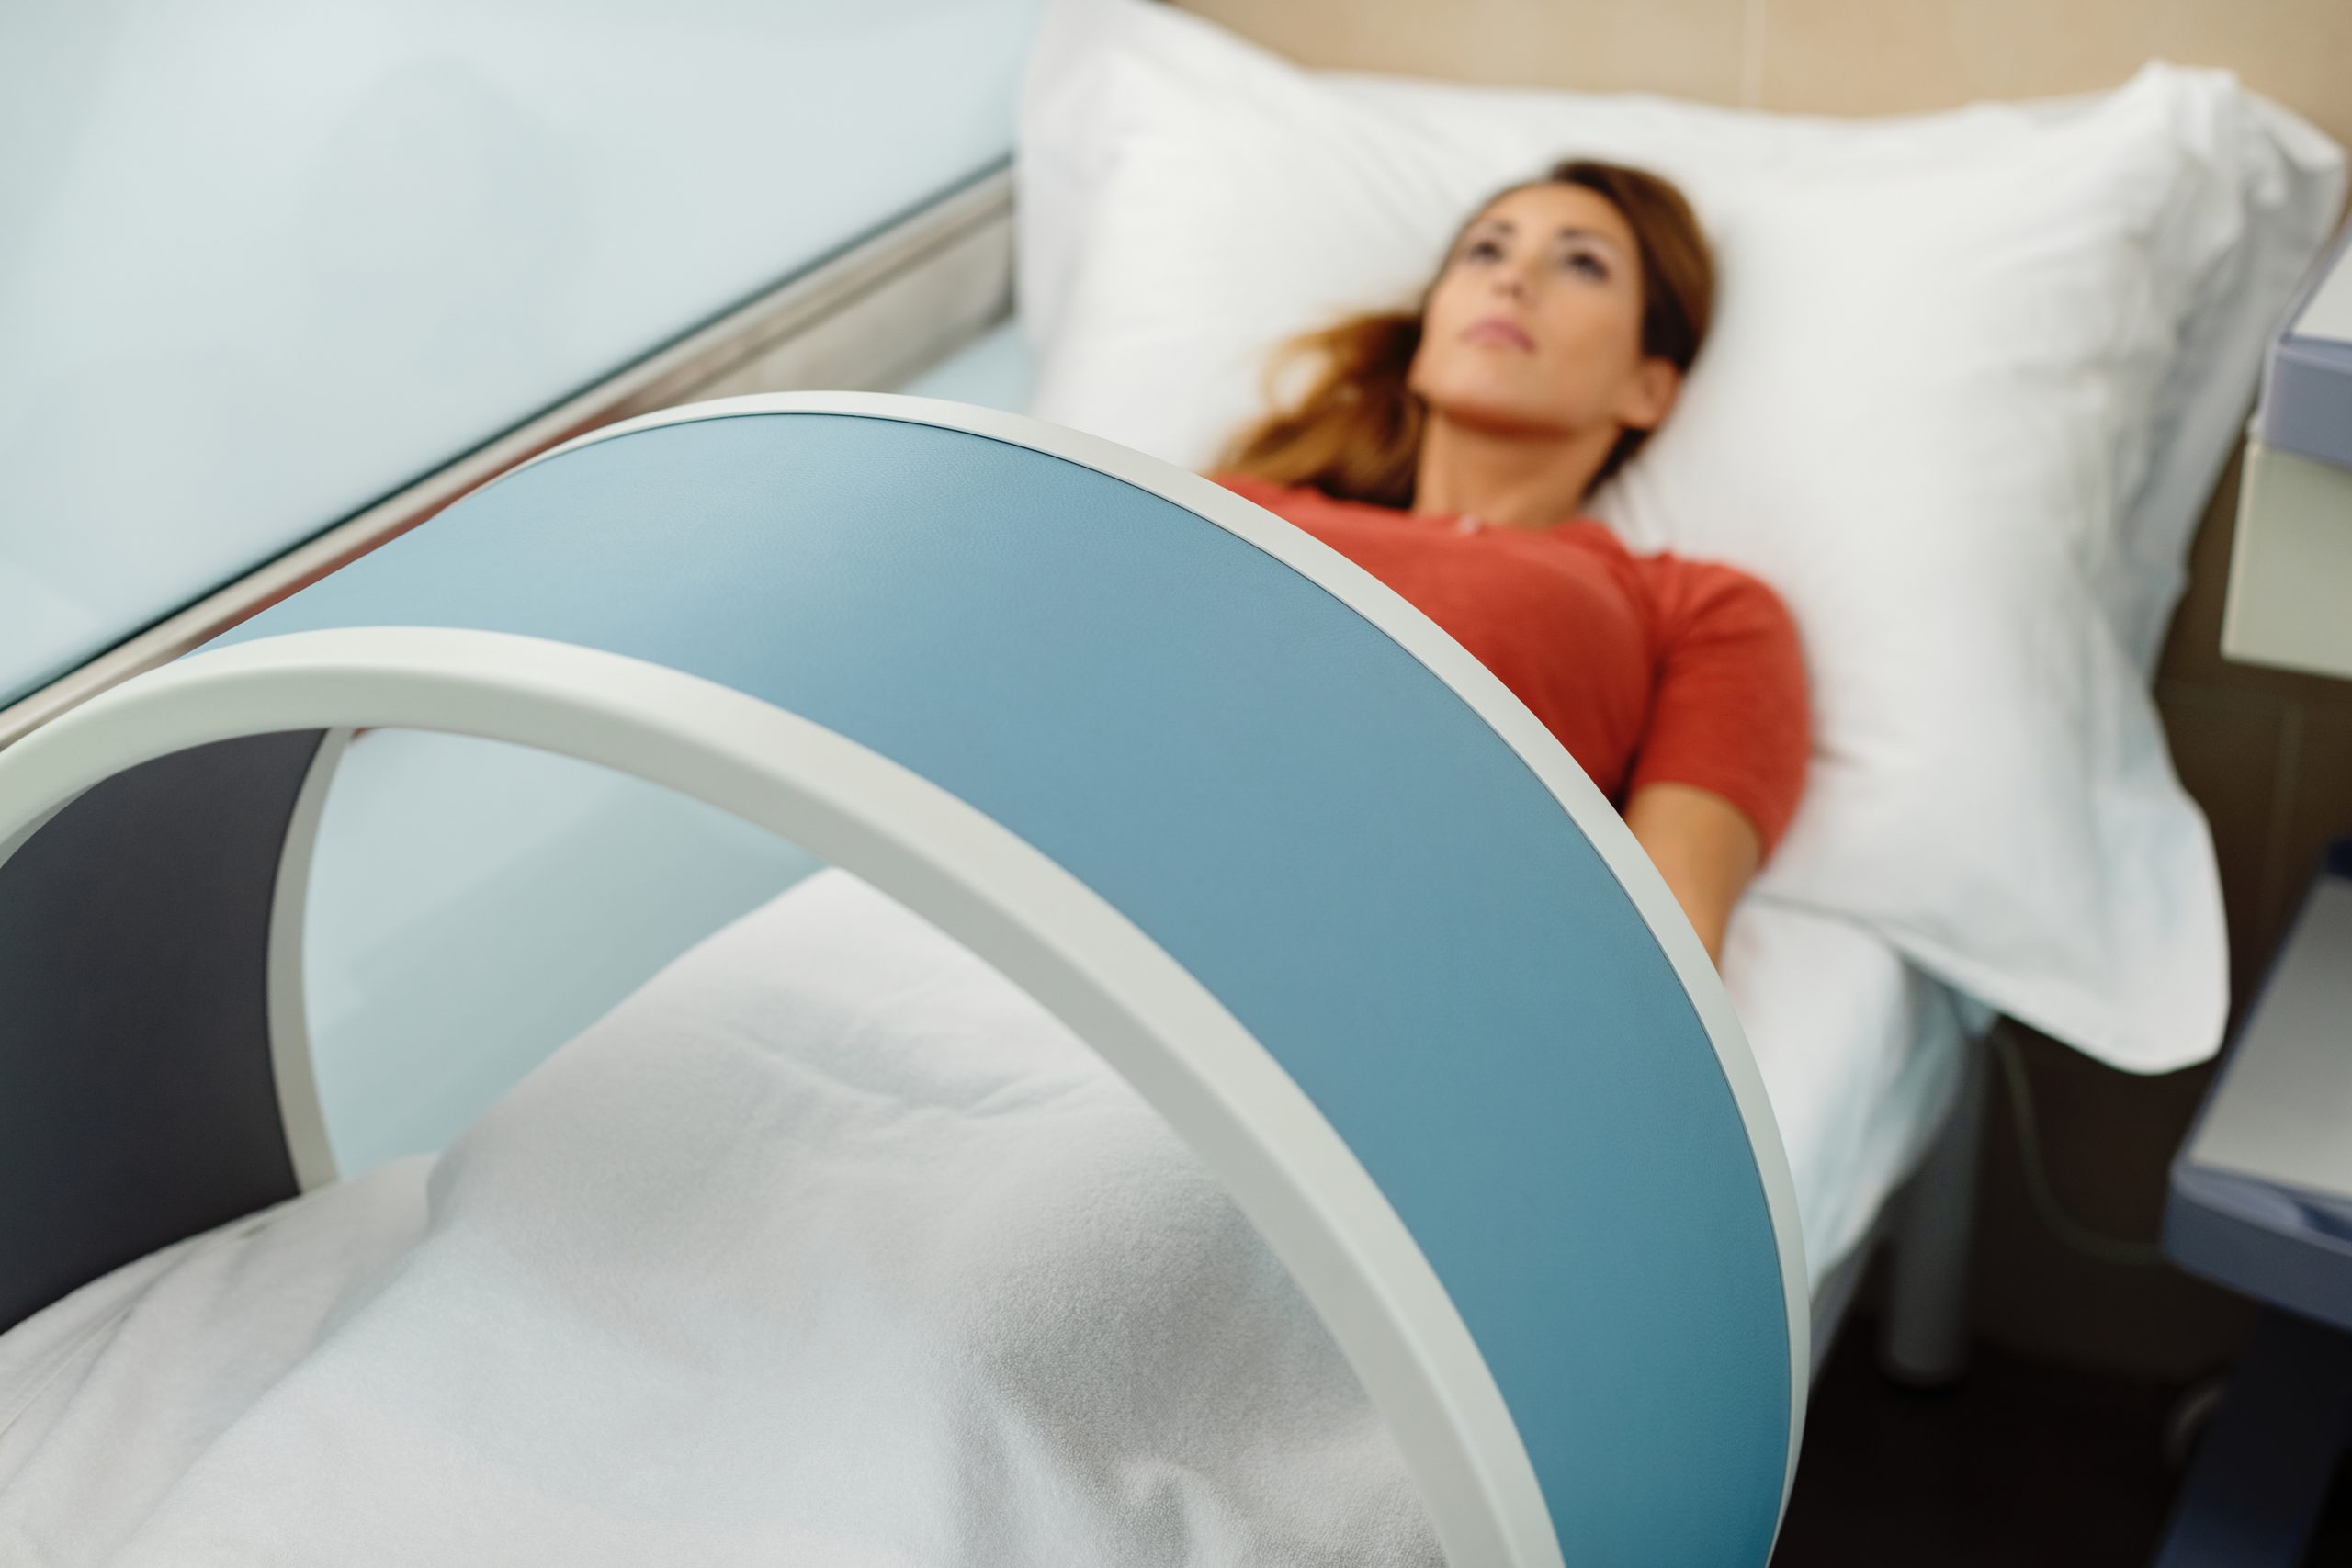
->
[1564,251,1608,280]
[1464,238,1504,262]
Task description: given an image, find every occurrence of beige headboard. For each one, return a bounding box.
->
[1174,0,2352,152]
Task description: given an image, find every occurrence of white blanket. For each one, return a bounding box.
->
[0,870,1438,1566]
[0,865,1963,1563]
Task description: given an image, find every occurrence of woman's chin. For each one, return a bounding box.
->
[1424,390,1577,441]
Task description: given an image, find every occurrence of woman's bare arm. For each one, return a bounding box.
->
[1622,781,1762,964]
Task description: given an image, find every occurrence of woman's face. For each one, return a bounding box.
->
[1407,182,1679,442]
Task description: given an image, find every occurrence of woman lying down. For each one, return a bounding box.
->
[0,164,1804,1565]
[1215,158,1805,963]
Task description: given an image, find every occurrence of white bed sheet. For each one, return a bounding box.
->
[1721,897,1965,1281]
[0,871,1959,1567]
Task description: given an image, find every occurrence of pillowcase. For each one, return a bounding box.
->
[1015,0,2346,1073]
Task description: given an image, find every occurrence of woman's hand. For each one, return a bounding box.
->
[1623,782,1761,964]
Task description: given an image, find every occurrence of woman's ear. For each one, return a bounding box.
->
[1617,357,1682,434]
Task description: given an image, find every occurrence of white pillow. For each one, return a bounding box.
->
[1015,0,2346,1074]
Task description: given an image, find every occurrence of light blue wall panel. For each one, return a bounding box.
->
[0,0,1038,705]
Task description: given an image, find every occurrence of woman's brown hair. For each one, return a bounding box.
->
[1217,159,1714,510]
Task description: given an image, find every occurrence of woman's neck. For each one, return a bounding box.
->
[1410,412,1612,530]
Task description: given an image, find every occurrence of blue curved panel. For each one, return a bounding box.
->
[217,410,1789,1562]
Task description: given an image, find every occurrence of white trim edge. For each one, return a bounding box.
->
[266,728,351,1192]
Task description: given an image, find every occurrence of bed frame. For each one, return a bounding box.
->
[1845,1032,1991,1385]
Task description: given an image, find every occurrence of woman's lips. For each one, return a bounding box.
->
[1461,316,1535,351]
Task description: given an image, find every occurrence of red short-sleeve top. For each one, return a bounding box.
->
[1213,474,1810,854]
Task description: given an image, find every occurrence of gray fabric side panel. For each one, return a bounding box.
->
[0,730,318,1331]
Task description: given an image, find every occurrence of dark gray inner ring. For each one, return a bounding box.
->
[0,729,319,1330]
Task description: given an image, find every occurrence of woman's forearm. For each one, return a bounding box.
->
[1622,781,1763,964]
